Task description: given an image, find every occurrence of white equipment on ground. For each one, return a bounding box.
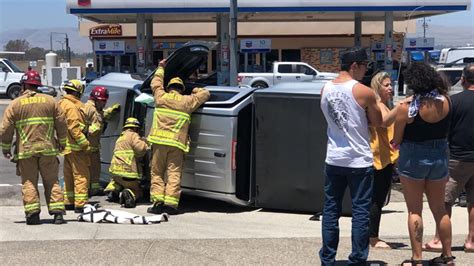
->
[77,204,169,224]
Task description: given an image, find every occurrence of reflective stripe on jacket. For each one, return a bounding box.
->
[0,90,67,160]
[147,66,210,152]
[83,100,104,152]
[58,94,90,154]
[109,129,148,179]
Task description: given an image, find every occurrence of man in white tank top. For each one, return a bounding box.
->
[319,47,382,265]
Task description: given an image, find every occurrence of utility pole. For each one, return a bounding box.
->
[229,0,238,86]
[50,32,71,63]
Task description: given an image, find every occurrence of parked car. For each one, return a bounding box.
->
[0,58,24,99]
[438,47,474,66]
[85,42,334,212]
[238,61,337,88]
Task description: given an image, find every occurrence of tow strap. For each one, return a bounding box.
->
[77,204,169,224]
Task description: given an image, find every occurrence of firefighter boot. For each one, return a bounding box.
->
[107,191,120,202]
[26,212,40,225]
[53,213,65,224]
[147,202,164,214]
[163,205,180,215]
[74,207,84,214]
[120,189,136,208]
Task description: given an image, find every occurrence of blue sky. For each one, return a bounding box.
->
[0,0,473,31]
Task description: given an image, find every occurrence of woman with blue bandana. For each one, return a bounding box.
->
[392,63,454,265]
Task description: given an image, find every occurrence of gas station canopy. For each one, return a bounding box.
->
[67,0,471,23]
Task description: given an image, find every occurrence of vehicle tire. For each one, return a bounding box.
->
[7,84,22,99]
[252,81,268,89]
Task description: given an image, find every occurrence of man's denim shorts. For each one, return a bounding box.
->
[398,139,449,181]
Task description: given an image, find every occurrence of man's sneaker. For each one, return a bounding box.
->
[147,202,164,214]
[65,204,75,211]
[26,212,40,225]
[74,207,84,213]
[53,213,65,224]
[120,189,136,208]
[162,205,180,215]
[106,191,119,202]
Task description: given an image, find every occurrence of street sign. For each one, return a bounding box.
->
[94,40,125,55]
[404,37,435,51]
[240,39,271,53]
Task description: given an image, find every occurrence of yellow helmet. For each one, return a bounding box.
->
[167,77,185,91]
[63,79,85,95]
[123,117,141,129]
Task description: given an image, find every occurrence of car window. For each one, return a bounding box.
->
[277,64,292,73]
[0,62,8,72]
[296,65,311,74]
[438,69,462,86]
[3,59,22,72]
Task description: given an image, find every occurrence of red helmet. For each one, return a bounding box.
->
[21,70,42,86]
[90,86,109,101]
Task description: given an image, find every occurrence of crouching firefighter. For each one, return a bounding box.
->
[59,80,91,213]
[83,86,120,196]
[147,59,210,215]
[104,118,148,208]
[0,70,67,225]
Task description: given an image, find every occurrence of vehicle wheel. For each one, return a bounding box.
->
[7,84,22,99]
[252,82,268,89]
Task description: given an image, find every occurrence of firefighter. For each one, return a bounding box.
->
[83,86,120,196]
[104,117,148,208]
[0,70,67,225]
[58,79,90,213]
[147,59,210,215]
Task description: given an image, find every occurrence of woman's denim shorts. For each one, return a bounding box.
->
[398,139,449,181]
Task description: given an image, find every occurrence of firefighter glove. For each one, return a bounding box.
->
[110,103,121,113]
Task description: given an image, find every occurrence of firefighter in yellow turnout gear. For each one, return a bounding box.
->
[104,118,148,208]
[147,59,210,215]
[58,79,91,213]
[1,70,67,225]
[83,86,120,196]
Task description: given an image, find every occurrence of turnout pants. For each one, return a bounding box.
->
[63,152,90,208]
[104,176,142,201]
[89,151,101,192]
[18,155,65,215]
[150,144,184,208]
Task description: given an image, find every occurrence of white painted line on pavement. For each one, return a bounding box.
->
[0,184,44,187]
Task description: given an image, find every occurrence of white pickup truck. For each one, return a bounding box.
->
[0,58,25,99]
[238,61,337,88]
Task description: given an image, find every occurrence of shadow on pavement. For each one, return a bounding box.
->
[335,260,388,265]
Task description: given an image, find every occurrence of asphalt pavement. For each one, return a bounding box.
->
[1,97,474,265]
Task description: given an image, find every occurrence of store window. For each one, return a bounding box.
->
[320,50,334,65]
[260,49,279,72]
[281,49,301,62]
[102,55,116,74]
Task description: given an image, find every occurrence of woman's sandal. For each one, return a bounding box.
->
[401,258,423,266]
[429,254,456,265]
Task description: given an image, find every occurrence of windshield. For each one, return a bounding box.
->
[3,59,23,72]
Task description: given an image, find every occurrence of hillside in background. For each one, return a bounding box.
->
[0,27,92,54]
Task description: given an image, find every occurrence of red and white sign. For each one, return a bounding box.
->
[78,0,91,7]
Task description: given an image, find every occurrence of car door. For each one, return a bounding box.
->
[274,64,295,84]
[296,64,316,82]
[0,61,9,93]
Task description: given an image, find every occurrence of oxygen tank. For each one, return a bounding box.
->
[45,51,58,69]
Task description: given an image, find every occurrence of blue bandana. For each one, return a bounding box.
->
[408,89,445,118]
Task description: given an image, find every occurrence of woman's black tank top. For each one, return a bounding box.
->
[403,98,451,142]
